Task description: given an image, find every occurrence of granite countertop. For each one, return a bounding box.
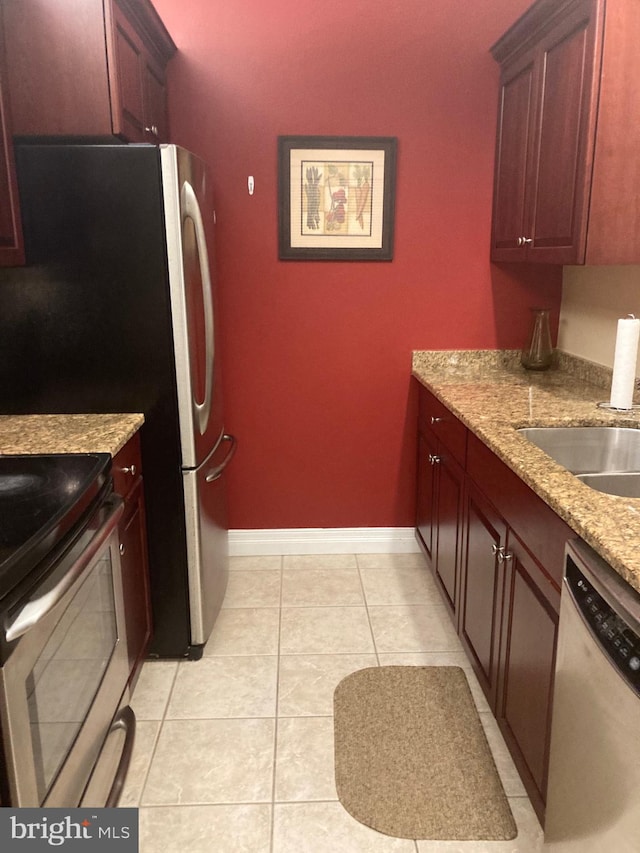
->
[0,414,144,457]
[412,349,640,595]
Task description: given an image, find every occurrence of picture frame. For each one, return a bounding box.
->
[278,136,397,260]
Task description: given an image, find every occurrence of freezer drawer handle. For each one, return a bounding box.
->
[205,434,237,482]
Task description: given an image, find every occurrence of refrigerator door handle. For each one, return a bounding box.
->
[205,434,237,482]
[181,179,215,436]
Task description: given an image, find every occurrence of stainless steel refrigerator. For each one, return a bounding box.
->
[0,143,235,659]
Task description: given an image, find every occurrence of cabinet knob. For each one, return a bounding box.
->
[144,125,159,137]
[119,543,126,556]
[430,416,444,425]
[522,237,533,245]
[120,465,137,476]
[428,454,441,465]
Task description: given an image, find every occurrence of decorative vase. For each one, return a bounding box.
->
[521,308,553,371]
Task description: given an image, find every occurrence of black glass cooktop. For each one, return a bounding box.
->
[0,453,112,599]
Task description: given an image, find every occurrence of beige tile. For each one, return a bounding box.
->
[283,554,358,570]
[204,608,280,656]
[479,713,528,797]
[139,804,271,853]
[360,565,440,605]
[119,721,160,807]
[141,718,275,805]
[415,797,542,851]
[357,552,427,570]
[275,716,337,801]
[282,568,364,606]
[130,661,178,721]
[221,569,282,608]
[280,607,374,655]
[368,605,461,653]
[377,652,491,714]
[166,656,278,718]
[278,654,378,717]
[273,801,416,852]
[229,555,282,571]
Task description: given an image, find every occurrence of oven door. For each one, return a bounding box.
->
[0,497,130,807]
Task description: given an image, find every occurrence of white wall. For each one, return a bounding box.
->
[558,266,640,369]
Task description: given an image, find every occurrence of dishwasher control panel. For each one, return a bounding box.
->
[567,557,640,694]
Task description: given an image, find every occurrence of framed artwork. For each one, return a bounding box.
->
[278,136,397,260]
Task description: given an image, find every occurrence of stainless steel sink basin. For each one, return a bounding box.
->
[517,427,640,495]
[577,472,640,498]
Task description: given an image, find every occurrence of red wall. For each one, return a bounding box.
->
[152,0,562,530]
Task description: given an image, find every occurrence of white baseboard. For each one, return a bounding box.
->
[228,527,421,556]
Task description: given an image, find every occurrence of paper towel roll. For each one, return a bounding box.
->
[610,316,640,409]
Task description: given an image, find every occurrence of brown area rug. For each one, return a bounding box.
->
[333,666,517,841]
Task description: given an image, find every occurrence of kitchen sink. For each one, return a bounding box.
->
[576,472,640,499]
[517,427,640,497]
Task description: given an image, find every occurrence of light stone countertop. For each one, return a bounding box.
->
[412,350,640,595]
[0,413,144,457]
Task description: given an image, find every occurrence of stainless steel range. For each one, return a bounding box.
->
[0,454,134,807]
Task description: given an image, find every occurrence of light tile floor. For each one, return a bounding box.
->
[123,553,543,853]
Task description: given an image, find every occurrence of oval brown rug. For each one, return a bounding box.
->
[333,666,517,841]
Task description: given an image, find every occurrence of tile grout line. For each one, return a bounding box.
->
[355,555,382,666]
[134,661,181,808]
[269,556,284,853]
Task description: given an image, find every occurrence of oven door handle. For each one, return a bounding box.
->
[5,499,124,644]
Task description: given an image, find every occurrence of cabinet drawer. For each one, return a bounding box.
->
[418,386,467,465]
[467,432,572,593]
[112,432,142,500]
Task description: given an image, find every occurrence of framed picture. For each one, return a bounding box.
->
[278,136,397,260]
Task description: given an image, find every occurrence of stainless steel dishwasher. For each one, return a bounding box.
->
[543,539,640,851]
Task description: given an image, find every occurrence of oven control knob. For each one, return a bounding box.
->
[629,656,640,672]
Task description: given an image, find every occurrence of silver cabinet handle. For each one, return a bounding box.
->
[119,543,126,556]
[491,543,500,555]
[205,434,238,482]
[502,551,513,562]
[428,454,441,465]
[144,125,159,137]
[120,465,137,476]
[522,237,533,244]
[5,499,124,643]
[430,416,444,424]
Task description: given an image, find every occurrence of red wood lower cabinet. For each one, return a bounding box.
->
[414,381,573,824]
[496,532,560,823]
[112,434,152,689]
[416,430,437,562]
[460,482,507,710]
[433,450,464,615]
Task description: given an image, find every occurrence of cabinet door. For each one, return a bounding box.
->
[143,58,168,142]
[119,476,152,684]
[416,429,437,561]
[490,48,536,261]
[433,452,464,615]
[110,3,146,142]
[527,0,600,263]
[497,533,560,821]
[460,483,507,709]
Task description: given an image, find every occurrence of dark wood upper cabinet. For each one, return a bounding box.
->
[491,0,640,264]
[0,5,24,267]
[2,0,175,143]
